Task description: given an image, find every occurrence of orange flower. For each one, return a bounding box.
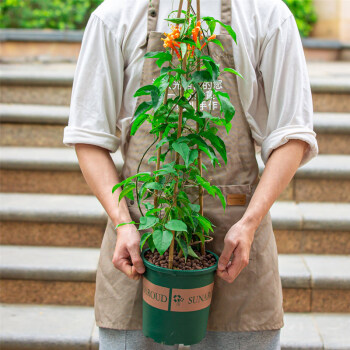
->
[161,24,182,59]
[192,21,201,44]
[201,34,216,49]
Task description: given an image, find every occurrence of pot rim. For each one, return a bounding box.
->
[141,248,219,276]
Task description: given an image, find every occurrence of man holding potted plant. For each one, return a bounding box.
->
[63,0,318,348]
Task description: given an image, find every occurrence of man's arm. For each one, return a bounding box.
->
[217,139,308,283]
[75,143,145,280]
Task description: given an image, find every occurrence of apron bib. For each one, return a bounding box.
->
[95,0,284,332]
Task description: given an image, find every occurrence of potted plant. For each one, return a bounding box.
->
[112,0,240,345]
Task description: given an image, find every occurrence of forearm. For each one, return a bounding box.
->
[242,139,308,230]
[75,144,132,228]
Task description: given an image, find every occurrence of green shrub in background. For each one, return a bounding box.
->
[1,0,317,37]
[283,0,318,37]
[0,0,103,30]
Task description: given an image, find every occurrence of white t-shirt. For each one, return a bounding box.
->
[63,0,318,166]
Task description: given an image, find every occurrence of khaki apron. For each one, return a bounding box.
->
[95,0,284,332]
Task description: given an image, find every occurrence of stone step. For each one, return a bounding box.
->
[1,64,349,112]
[0,103,69,147]
[0,306,348,350]
[0,192,349,254]
[0,245,349,312]
[1,103,349,153]
[0,246,98,307]
[1,146,350,203]
[314,112,350,154]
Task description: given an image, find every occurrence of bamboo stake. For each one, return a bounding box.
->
[168,0,191,269]
[154,93,168,208]
[195,0,205,256]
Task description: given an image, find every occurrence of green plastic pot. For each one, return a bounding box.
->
[141,248,219,346]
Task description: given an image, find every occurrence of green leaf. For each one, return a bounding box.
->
[188,246,199,259]
[180,75,191,90]
[153,73,170,91]
[223,67,244,80]
[189,203,201,212]
[130,113,148,136]
[202,17,237,43]
[177,97,195,113]
[143,51,173,68]
[164,18,186,24]
[172,142,198,168]
[153,229,173,255]
[203,60,220,81]
[194,230,206,245]
[140,232,152,251]
[196,214,214,234]
[133,101,152,121]
[143,202,155,210]
[139,216,159,230]
[201,131,227,164]
[172,142,190,166]
[118,182,135,202]
[145,182,163,191]
[154,163,177,176]
[180,42,187,59]
[175,237,188,259]
[191,70,213,84]
[199,55,217,64]
[112,172,151,193]
[186,134,220,167]
[133,85,159,98]
[156,136,173,150]
[188,149,198,166]
[193,82,205,105]
[147,235,156,253]
[165,219,188,232]
[212,185,226,210]
[195,175,215,196]
[213,90,235,123]
[210,38,224,51]
[115,221,137,230]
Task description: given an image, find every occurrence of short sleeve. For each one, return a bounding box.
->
[254,15,318,166]
[63,13,123,152]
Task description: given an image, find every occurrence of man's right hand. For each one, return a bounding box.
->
[112,224,145,280]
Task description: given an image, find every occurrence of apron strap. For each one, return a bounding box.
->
[147,0,160,35]
[221,0,232,35]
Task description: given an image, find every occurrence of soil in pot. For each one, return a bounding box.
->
[144,250,216,270]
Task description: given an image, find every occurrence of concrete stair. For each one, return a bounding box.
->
[1,192,349,254]
[1,245,349,313]
[0,103,69,147]
[0,304,349,350]
[314,113,350,155]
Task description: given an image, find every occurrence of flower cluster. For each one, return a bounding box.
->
[162,21,216,60]
[162,24,182,60]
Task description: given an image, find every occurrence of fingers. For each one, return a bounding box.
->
[118,257,141,280]
[129,245,145,274]
[112,242,145,280]
[217,243,250,283]
[218,235,237,271]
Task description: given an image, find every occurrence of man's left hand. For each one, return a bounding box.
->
[217,219,256,283]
